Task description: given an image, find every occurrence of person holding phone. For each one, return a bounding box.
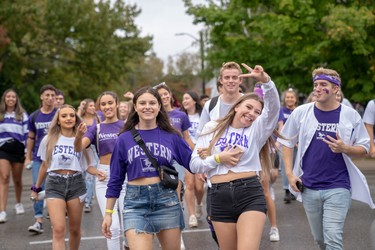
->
[190,64,280,250]
[278,67,374,249]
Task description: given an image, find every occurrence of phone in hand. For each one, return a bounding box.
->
[229,145,244,159]
[296,181,304,192]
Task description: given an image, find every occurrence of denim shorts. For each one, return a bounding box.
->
[209,176,266,223]
[45,172,86,202]
[123,182,184,234]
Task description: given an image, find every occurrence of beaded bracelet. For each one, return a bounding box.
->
[30,185,42,193]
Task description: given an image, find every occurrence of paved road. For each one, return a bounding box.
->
[1,158,375,249]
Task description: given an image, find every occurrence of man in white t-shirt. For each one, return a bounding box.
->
[363,99,375,157]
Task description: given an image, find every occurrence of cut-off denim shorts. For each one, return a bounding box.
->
[209,176,266,223]
[45,172,86,202]
[123,182,184,234]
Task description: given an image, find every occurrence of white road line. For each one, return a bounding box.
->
[30,236,105,245]
[29,229,211,245]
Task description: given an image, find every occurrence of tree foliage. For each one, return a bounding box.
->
[183,0,375,102]
[0,0,152,111]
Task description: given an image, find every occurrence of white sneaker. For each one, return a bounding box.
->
[195,203,203,220]
[28,222,44,233]
[270,227,280,242]
[0,211,7,223]
[15,203,25,214]
[188,214,198,228]
[180,235,186,250]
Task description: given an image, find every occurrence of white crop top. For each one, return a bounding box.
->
[38,135,85,172]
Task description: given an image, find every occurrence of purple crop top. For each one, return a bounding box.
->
[84,120,124,156]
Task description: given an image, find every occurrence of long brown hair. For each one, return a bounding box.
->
[121,87,179,135]
[0,89,26,122]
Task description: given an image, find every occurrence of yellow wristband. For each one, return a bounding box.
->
[214,154,221,164]
[105,209,114,214]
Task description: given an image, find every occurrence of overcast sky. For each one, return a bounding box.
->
[128,0,205,63]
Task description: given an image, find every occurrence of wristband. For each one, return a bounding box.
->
[214,154,221,164]
[105,209,114,214]
[31,185,42,193]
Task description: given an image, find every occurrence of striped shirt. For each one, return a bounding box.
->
[0,112,28,147]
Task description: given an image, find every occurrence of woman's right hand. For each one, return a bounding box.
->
[218,146,244,167]
[76,122,87,138]
[102,215,113,239]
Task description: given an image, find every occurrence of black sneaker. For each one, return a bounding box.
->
[284,190,291,204]
[291,193,296,200]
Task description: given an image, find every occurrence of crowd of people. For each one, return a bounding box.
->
[0,62,374,250]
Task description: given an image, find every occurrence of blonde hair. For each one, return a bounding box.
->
[45,104,82,167]
[219,62,242,80]
[312,67,341,83]
[281,88,299,107]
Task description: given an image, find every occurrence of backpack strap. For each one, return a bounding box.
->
[96,124,100,155]
[208,96,219,113]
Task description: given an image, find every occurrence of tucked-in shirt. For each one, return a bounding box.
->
[106,127,192,198]
[278,106,294,125]
[28,109,57,161]
[38,135,84,172]
[0,112,28,148]
[302,105,349,190]
[188,113,200,144]
[84,120,124,157]
[168,109,191,133]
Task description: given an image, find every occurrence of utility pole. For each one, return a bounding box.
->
[175,31,206,94]
[199,31,205,94]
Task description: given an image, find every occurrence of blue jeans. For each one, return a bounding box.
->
[279,147,297,190]
[123,183,184,233]
[84,172,95,206]
[301,187,351,250]
[31,160,45,219]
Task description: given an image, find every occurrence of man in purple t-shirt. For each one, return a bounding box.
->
[25,84,57,234]
[279,68,371,249]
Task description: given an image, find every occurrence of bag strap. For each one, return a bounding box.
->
[130,127,160,172]
[96,124,100,155]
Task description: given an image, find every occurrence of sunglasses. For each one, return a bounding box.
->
[153,82,167,89]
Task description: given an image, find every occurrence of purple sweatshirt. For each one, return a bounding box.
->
[106,127,192,198]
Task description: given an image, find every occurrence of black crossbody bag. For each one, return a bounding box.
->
[130,128,179,190]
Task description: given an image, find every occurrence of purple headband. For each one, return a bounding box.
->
[313,74,341,87]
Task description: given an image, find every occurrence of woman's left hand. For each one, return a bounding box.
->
[240,64,270,83]
[96,170,106,181]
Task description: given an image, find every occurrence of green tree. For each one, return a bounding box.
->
[164,52,201,102]
[0,0,152,111]
[183,0,375,102]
